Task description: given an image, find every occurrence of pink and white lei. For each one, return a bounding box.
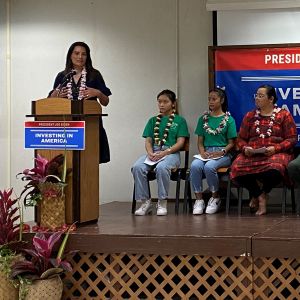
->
[203,111,230,135]
[254,105,281,138]
[66,68,87,100]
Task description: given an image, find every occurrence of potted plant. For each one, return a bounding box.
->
[17,154,71,229]
[0,188,25,300]
[10,227,73,300]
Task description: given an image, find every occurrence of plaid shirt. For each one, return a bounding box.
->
[231,109,297,180]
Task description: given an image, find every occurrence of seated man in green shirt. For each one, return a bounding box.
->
[131,89,190,216]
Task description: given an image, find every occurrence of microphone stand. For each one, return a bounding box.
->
[56,70,76,97]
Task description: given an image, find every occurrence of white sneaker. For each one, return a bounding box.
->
[205,197,221,214]
[157,199,167,216]
[193,199,205,215]
[135,199,152,216]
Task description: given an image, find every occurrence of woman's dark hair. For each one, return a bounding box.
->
[157,89,176,103]
[209,87,228,112]
[257,84,278,103]
[64,41,95,74]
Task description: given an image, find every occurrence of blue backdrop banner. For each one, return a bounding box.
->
[214,47,300,145]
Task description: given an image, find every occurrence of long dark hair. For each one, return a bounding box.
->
[64,41,95,74]
[209,87,228,112]
[257,84,278,104]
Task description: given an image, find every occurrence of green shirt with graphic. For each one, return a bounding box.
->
[143,114,190,147]
[195,114,237,147]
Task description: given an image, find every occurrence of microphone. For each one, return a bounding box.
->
[63,69,76,80]
[56,70,76,97]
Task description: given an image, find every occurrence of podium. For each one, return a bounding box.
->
[30,98,103,224]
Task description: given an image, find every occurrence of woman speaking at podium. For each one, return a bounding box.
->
[48,41,111,163]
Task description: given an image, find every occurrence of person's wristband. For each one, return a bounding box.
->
[166,148,171,154]
[222,149,226,155]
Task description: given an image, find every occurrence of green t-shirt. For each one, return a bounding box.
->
[195,114,237,147]
[143,114,190,147]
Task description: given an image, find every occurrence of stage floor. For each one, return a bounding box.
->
[69,201,300,259]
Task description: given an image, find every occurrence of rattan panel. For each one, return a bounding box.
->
[253,257,300,300]
[62,253,300,299]
[62,253,253,299]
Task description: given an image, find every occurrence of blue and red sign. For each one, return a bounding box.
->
[25,121,85,150]
[215,47,300,144]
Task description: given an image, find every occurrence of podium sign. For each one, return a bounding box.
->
[25,121,85,150]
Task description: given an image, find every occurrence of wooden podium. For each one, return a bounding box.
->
[30,98,103,224]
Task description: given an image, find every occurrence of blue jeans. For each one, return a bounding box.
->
[190,146,231,193]
[131,146,181,201]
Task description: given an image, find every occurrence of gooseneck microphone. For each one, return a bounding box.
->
[63,69,76,80]
[56,70,76,96]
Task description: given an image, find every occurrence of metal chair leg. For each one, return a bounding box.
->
[132,185,136,214]
[282,185,287,214]
[238,187,243,215]
[226,179,231,215]
[297,188,300,216]
[175,177,181,215]
[291,186,296,213]
[188,183,192,213]
[183,176,189,214]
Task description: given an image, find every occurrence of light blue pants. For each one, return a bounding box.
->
[131,146,181,201]
[190,146,231,193]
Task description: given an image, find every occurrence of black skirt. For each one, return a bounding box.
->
[99,118,110,164]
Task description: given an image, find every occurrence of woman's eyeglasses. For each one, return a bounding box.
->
[254,93,267,99]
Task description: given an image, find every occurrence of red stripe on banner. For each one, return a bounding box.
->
[215,48,300,71]
[25,121,85,128]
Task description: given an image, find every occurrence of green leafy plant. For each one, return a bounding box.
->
[17,154,70,206]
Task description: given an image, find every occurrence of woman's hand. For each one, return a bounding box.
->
[50,85,68,98]
[244,146,254,157]
[202,151,223,159]
[151,151,166,161]
[83,87,99,99]
[208,151,224,159]
[265,146,276,156]
[200,151,210,159]
[147,152,156,161]
[83,87,110,106]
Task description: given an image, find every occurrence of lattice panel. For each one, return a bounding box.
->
[253,257,300,300]
[62,253,252,300]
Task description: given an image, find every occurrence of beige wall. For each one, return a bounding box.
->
[1,0,212,221]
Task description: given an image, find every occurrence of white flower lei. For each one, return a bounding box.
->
[66,68,87,100]
[203,111,230,135]
[254,105,281,138]
[154,110,175,147]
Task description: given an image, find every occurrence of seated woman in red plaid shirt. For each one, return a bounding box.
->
[230,84,297,215]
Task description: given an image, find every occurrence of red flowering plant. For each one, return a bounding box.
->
[0,188,27,282]
[17,154,70,206]
[10,226,74,298]
[11,229,72,280]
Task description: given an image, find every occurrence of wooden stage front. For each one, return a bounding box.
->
[60,202,300,299]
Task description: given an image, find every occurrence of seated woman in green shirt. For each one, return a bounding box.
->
[190,88,237,215]
[131,89,190,216]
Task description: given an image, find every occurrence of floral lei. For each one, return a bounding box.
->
[203,111,230,135]
[254,105,281,138]
[154,110,175,147]
[66,68,87,100]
